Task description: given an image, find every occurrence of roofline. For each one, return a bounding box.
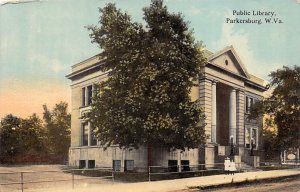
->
[71,54,101,69]
[207,63,268,91]
[66,61,104,80]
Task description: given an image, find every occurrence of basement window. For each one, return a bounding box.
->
[124,160,134,171]
[168,160,178,172]
[181,160,190,172]
[79,160,86,169]
[113,160,121,171]
[88,160,95,168]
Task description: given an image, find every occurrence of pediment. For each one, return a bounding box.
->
[208,46,249,79]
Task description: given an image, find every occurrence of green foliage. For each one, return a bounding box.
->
[0,102,70,162]
[21,114,48,155]
[0,114,47,156]
[0,114,22,156]
[250,66,300,151]
[262,127,280,159]
[86,0,206,150]
[43,102,71,156]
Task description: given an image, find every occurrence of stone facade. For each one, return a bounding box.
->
[66,46,267,171]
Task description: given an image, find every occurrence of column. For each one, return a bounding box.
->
[211,81,217,143]
[229,89,237,144]
[199,78,213,142]
[236,90,245,146]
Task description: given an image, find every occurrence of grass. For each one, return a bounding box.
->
[259,165,300,171]
[60,167,225,182]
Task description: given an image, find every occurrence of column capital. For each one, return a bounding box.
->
[199,77,218,84]
[212,80,218,85]
[236,88,245,93]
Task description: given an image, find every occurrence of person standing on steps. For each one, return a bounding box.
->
[224,157,230,175]
[229,160,237,175]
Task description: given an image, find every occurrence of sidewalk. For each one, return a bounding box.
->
[28,168,300,192]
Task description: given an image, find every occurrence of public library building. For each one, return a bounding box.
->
[66,46,267,171]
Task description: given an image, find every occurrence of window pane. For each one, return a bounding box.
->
[82,122,88,146]
[88,160,95,168]
[252,129,257,148]
[82,87,86,106]
[87,85,93,105]
[250,98,253,111]
[181,160,190,172]
[168,160,178,172]
[245,128,250,148]
[79,160,86,169]
[246,96,249,113]
[113,160,121,171]
[90,124,97,146]
[124,160,134,171]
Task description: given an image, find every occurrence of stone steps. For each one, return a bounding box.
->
[240,162,262,172]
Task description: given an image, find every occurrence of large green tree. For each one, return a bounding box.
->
[0,114,47,157]
[86,0,206,152]
[21,114,48,155]
[250,66,300,153]
[43,102,71,156]
[0,114,23,156]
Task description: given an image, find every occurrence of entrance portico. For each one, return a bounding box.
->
[209,81,240,147]
[199,46,267,167]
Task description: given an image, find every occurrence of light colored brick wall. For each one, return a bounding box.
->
[199,79,212,142]
[236,90,245,146]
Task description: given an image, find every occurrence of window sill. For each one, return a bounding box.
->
[80,105,92,109]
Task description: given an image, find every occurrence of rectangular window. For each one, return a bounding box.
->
[82,122,88,146]
[252,128,258,149]
[88,160,95,168]
[245,128,251,148]
[82,87,86,107]
[113,160,121,171]
[87,85,93,105]
[245,127,258,149]
[124,160,134,171]
[90,124,97,146]
[168,160,178,172]
[246,96,249,113]
[246,96,254,113]
[181,160,190,172]
[79,160,86,169]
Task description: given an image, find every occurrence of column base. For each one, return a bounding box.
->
[205,144,217,168]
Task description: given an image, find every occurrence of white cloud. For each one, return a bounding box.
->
[0,0,41,6]
[213,10,255,70]
[187,6,202,16]
[29,54,67,74]
[51,59,65,73]
[212,10,284,81]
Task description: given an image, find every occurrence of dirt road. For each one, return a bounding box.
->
[183,176,300,192]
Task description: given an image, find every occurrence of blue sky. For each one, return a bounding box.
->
[0,0,299,117]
